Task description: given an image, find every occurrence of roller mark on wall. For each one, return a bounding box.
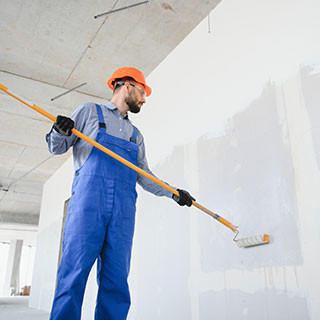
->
[199,289,310,320]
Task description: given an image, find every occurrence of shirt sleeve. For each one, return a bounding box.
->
[45,103,91,155]
[136,133,174,198]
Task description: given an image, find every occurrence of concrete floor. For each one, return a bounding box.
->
[0,296,49,320]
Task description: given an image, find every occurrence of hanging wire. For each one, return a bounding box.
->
[51,83,87,101]
[94,0,149,19]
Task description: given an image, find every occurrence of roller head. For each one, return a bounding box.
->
[234,234,270,248]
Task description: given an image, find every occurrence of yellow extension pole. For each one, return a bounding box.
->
[0,83,238,233]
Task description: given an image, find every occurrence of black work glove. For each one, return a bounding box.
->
[172,189,195,207]
[53,115,74,136]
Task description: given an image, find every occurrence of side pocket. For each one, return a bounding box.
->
[68,174,80,212]
[104,179,115,213]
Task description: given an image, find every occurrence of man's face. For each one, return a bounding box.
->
[125,82,146,114]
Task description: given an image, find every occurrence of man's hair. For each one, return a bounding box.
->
[113,77,135,93]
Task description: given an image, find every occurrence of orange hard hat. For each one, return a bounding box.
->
[107,67,152,97]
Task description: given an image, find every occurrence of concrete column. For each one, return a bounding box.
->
[3,239,23,296]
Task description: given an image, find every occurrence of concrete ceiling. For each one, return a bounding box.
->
[0,0,222,226]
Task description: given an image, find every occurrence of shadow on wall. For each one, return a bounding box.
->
[199,288,310,320]
[197,82,302,271]
[300,65,320,171]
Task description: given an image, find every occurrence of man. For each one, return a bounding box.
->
[46,67,195,320]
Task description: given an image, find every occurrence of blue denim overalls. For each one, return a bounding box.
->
[50,104,139,319]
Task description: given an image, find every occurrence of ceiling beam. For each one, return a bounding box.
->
[0,211,39,226]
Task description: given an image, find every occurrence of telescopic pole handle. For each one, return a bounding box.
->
[0,83,237,233]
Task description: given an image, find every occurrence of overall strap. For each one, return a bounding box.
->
[95,104,106,132]
[130,126,138,144]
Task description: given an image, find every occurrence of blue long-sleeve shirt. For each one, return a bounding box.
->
[46,102,172,198]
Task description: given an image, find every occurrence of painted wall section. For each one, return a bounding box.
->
[32,0,320,319]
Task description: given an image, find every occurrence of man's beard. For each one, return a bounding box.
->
[125,95,141,114]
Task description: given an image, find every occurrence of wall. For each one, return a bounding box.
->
[130,0,320,318]
[29,157,73,311]
[31,0,320,319]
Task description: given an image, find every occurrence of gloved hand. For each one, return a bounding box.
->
[172,189,195,207]
[53,115,74,136]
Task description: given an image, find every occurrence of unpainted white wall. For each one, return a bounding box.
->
[31,0,320,319]
[29,156,73,311]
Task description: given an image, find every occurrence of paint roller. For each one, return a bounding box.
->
[0,83,270,248]
[233,231,270,248]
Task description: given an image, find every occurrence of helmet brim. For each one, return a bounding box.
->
[107,76,152,97]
